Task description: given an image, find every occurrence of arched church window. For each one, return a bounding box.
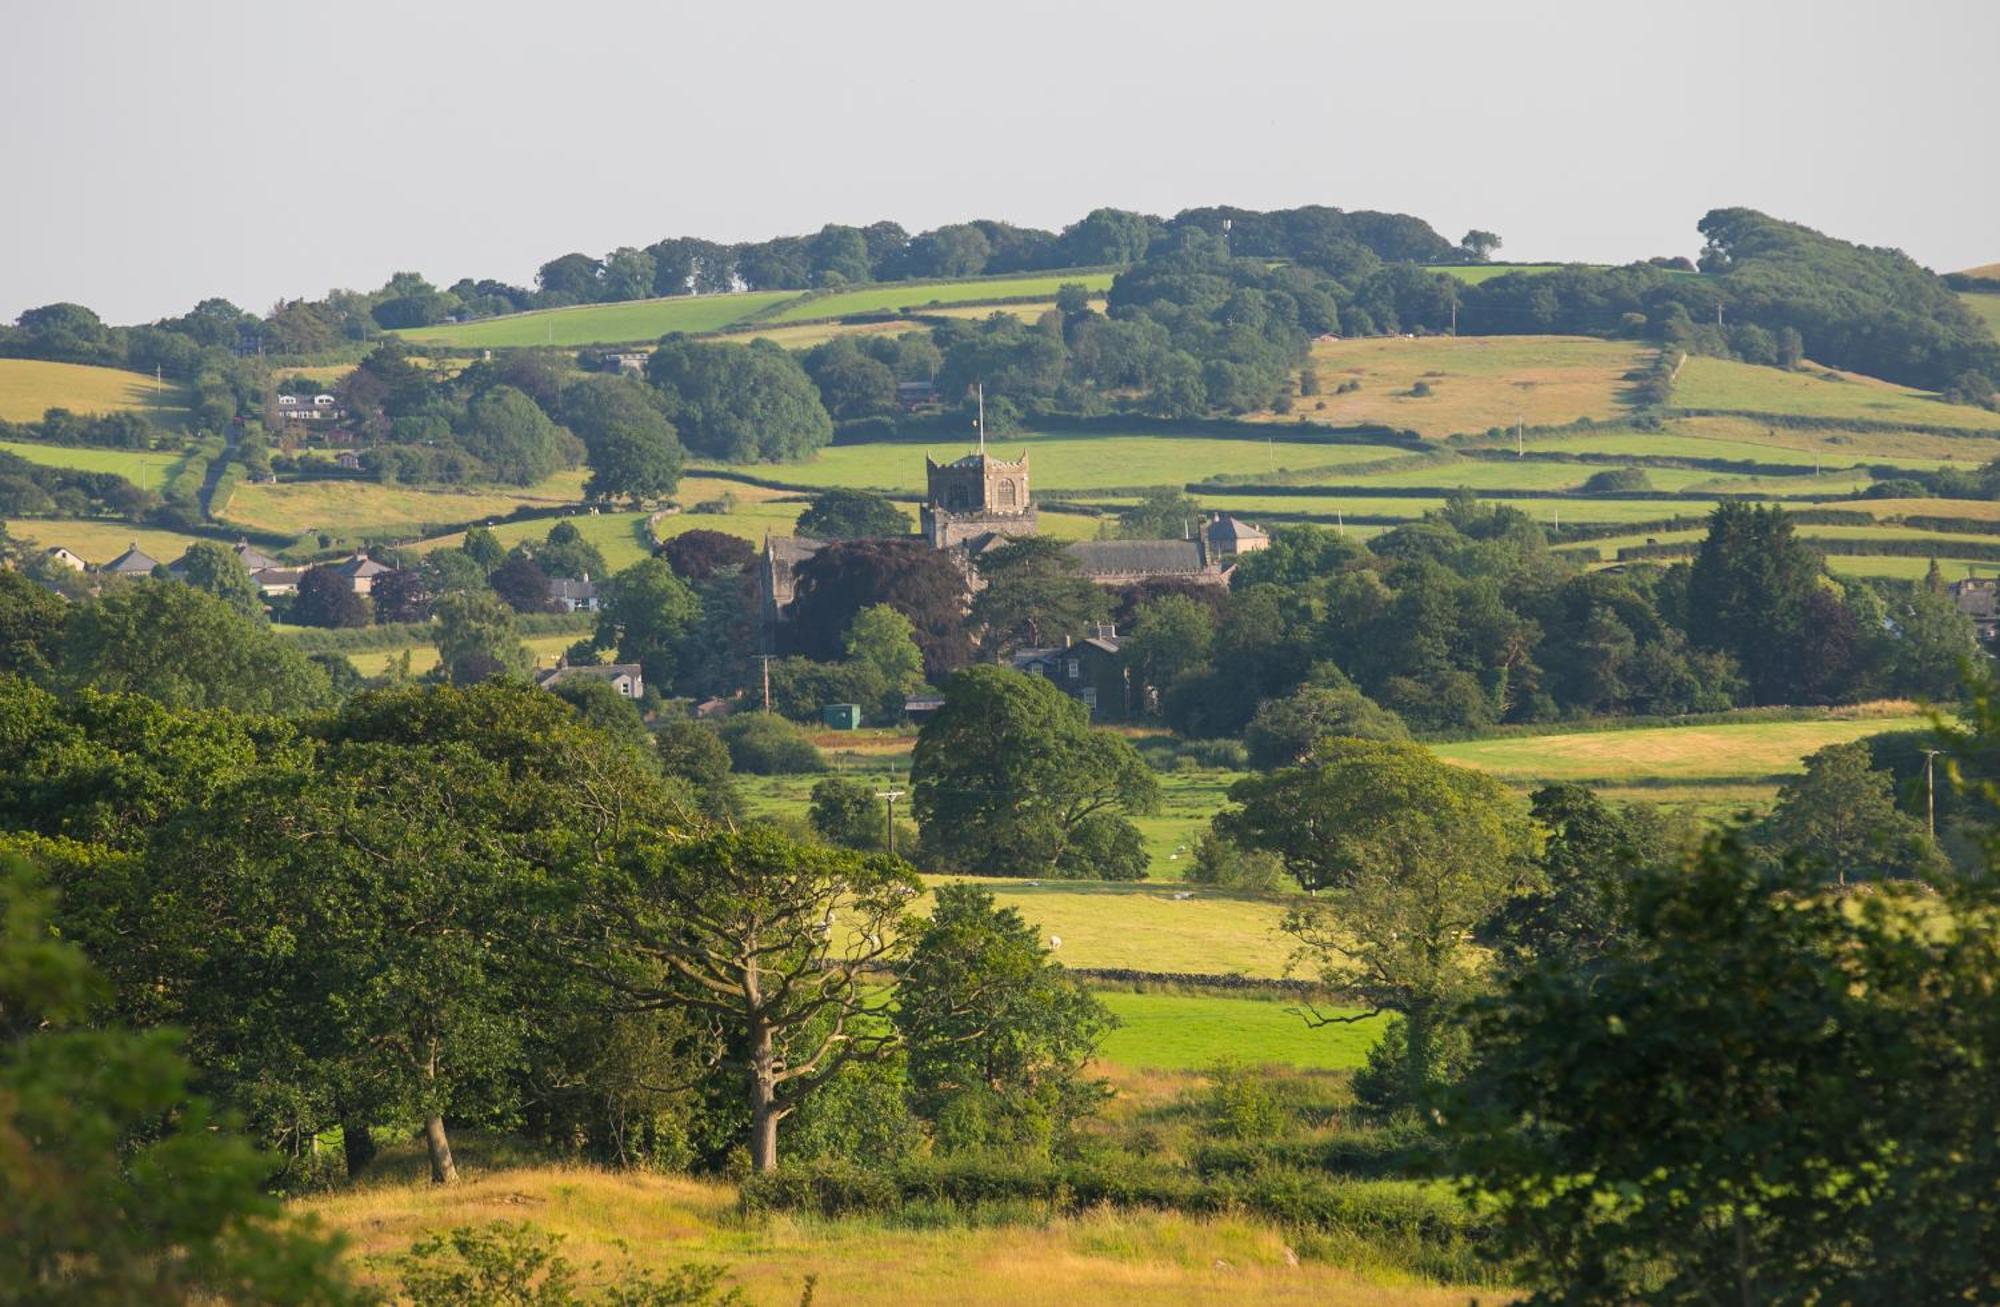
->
[997,479,1017,508]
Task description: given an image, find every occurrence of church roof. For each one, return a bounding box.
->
[1068,539,1211,576]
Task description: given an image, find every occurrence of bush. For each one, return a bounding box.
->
[1056,812,1148,880]
[1578,466,1652,494]
[717,713,825,775]
[1202,1059,1286,1142]
[1186,828,1286,892]
[1351,1015,1473,1116]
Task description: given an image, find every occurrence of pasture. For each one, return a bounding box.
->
[1673,356,2000,431]
[392,291,798,348]
[711,431,1417,495]
[412,507,660,572]
[765,272,1116,323]
[218,475,587,545]
[1260,334,1649,439]
[0,438,186,487]
[0,358,188,425]
[299,1152,1498,1307]
[1518,417,2000,468]
[1423,263,1563,284]
[340,630,581,679]
[1094,992,1383,1071]
[1962,292,2000,337]
[2,517,209,567]
[1192,491,1727,527]
[934,878,1292,978]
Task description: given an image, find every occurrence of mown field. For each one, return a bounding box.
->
[300,1149,1501,1307]
[1423,264,1563,284]
[1095,991,1383,1070]
[219,473,588,544]
[1250,334,1649,439]
[0,438,187,487]
[1673,355,2000,431]
[765,272,1116,323]
[0,358,189,424]
[1960,291,2000,336]
[393,291,799,349]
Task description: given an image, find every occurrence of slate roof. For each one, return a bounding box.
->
[101,543,160,575]
[548,577,597,603]
[536,662,644,689]
[1206,514,1267,543]
[330,552,389,579]
[1067,539,1209,576]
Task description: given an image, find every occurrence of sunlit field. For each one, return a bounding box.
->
[0,357,189,424]
[1674,355,2000,431]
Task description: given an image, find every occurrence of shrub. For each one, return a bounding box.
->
[1186,828,1285,892]
[1352,1015,1473,1116]
[717,713,825,775]
[1202,1059,1286,1142]
[1579,466,1652,494]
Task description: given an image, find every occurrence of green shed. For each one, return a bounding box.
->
[820,703,863,731]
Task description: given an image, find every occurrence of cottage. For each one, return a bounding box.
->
[333,451,363,471]
[328,552,391,595]
[168,538,282,579]
[1010,625,1130,719]
[42,546,86,572]
[1949,576,2000,642]
[276,393,346,422]
[249,567,304,596]
[100,543,161,576]
[536,661,644,699]
[547,576,599,613]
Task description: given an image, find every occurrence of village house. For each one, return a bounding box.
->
[1949,576,2000,642]
[1010,624,1131,720]
[275,393,346,423]
[42,546,86,572]
[328,552,391,595]
[100,543,161,577]
[536,661,644,699]
[547,576,599,613]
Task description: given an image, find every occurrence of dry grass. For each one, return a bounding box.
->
[0,358,189,424]
[300,1151,1507,1307]
[220,472,589,543]
[1246,335,1649,439]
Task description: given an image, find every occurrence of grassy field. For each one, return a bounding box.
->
[1518,418,2000,468]
[1250,335,1648,439]
[714,318,932,350]
[341,630,581,678]
[766,272,1116,323]
[1192,491,1727,527]
[0,438,187,487]
[2,517,209,567]
[1095,992,1383,1070]
[710,432,1415,495]
[1432,706,1932,803]
[1674,356,2000,431]
[0,358,189,424]
[413,507,660,572]
[299,1150,1501,1307]
[393,291,798,349]
[220,468,591,544]
[1960,292,2000,337]
[1423,264,1563,284]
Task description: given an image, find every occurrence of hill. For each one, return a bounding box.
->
[1673,355,2000,430]
[0,358,188,424]
[1958,262,2000,280]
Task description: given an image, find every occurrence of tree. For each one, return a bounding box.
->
[175,541,265,621]
[58,581,333,715]
[785,539,972,679]
[893,884,1111,1154]
[1459,230,1502,262]
[0,567,68,677]
[1686,504,1828,704]
[0,856,364,1304]
[1120,594,1214,704]
[808,776,886,852]
[645,337,832,462]
[534,521,607,582]
[843,603,926,719]
[1217,739,1534,1105]
[658,529,754,580]
[793,488,911,541]
[1763,741,1938,885]
[433,590,530,684]
[1890,585,1981,700]
[1116,487,1204,540]
[369,564,432,623]
[461,526,506,573]
[969,536,1108,652]
[654,717,742,822]
[536,252,603,302]
[911,666,1159,878]
[1453,833,2000,1303]
[489,551,555,614]
[594,559,699,691]
[716,713,825,775]
[802,340,899,421]
[1242,683,1408,768]
[291,566,372,629]
[459,386,580,486]
[594,829,919,1171]
[563,375,683,504]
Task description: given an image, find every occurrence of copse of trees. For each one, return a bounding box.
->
[645,336,832,462]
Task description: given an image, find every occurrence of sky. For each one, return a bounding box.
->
[3,0,1994,324]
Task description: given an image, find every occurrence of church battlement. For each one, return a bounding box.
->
[921,450,1037,547]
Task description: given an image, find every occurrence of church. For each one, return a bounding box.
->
[756,443,1267,646]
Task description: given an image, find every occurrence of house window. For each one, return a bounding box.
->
[1067,659,1080,679]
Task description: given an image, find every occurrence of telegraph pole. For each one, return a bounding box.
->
[755,654,774,713]
[877,788,905,858]
[1923,748,1943,841]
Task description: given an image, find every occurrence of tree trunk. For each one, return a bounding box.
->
[1403,1002,1435,1112]
[341,1118,378,1180]
[424,1114,458,1185]
[747,1016,781,1173]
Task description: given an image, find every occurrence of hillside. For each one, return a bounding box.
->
[0,357,188,424]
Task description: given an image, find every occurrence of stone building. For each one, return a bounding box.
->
[920,450,1037,548]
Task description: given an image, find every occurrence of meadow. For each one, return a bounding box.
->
[1094,991,1383,1070]
[219,475,588,545]
[1673,356,2000,431]
[765,272,1116,323]
[339,629,581,679]
[705,432,1416,495]
[0,438,188,487]
[393,291,799,349]
[299,1149,1503,1307]
[1252,334,1648,438]
[1423,264,1563,285]
[2,517,209,568]
[1959,291,2000,337]
[0,358,188,424]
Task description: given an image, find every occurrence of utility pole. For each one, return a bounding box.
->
[1715,299,1724,328]
[1923,748,1943,841]
[877,788,905,858]
[1516,417,1524,458]
[755,654,774,713]
[1449,297,1458,336]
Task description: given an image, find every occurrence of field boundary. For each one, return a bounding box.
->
[1671,406,2000,440]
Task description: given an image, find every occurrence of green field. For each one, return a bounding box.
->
[1960,291,2000,337]
[219,472,588,544]
[1094,991,1383,1070]
[2,517,210,568]
[0,438,187,488]
[1193,491,1727,527]
[1423,263,1563,284]
[930,878,1294,977]
[0,358,189,424]
[393,291,798,348]
[342,630,581,678]
[710,432,1415,495]
[1674,356,2000,431]
[765,272,1116,323]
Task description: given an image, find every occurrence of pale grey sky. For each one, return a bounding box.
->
[3,0,1994,324]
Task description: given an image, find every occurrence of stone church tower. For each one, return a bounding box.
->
[920,450,1038,548]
